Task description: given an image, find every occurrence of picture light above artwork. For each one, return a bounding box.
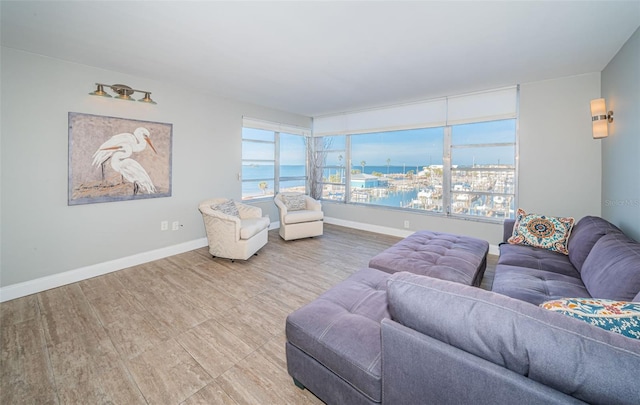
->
[90,83,157,104]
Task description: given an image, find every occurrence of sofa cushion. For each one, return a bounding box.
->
[507,209,574,255]
[386,272,640,404]
[492,265,589,305]
[283,209,323,224]
[239,217,269,240]
[541,298,640,340]
[285,268,390,403]
[498,243,579,278]
[581,232,640,301]
[211,199,239,217]
[281,194,307,211]
[567,216,620,272]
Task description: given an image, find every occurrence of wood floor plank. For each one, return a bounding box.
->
[46,327,121,387]
[215,343,321,405]
[176,319,255,379]
[87,289,147,326]
[55,361,146,405]
[103,311,166,359]
[126,338,213,405]
[38,285,105,346]
[0,295,39,325]
[1,333,58,404]
[181,381,239,405]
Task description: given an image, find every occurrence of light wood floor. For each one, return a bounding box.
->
[1,224,496,404]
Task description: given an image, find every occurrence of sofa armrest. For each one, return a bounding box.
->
[381,319,580,405]
[503,218,516,242]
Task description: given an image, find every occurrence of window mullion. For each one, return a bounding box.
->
[274,132,280,194]
[345,135,352,204]
[443,126,452,216]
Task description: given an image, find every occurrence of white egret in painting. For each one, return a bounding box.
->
[101,143,157,195]
[92,127,157,178]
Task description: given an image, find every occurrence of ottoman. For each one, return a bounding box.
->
[368,230,489,287]
[286,268,391,405]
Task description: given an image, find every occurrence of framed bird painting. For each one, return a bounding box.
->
[68,112,173,205]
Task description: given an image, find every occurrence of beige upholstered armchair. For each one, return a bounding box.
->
[198,198,270,261]
[274,193,323,241]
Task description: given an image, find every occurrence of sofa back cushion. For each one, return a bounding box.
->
[568,216,620,272]
[386,272,640,404]
[581,232,640,301]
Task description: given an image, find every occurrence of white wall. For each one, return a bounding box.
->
[601,27,640,241]
[518,73,602,219]
[0,47,310,294]
[324,73,603,245]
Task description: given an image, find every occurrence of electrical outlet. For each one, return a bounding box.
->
[172,221,180,231]
[161,220,168,231]
[404,220,410,229]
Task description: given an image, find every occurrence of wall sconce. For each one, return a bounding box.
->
[89,83,157,104]
[590,98,613,139]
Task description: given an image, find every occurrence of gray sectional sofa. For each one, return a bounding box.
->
[285,216,640,404]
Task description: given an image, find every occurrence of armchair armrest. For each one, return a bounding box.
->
[236,202,263,219]
[198,201,242,241]
[274,195,288,221]
[199,204,241,223]
[304,195,322,211]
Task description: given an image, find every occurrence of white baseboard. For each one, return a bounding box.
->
[324,216,415,238]
[324,216,501,256]
[0,238,208,303]
[1,219,499,302]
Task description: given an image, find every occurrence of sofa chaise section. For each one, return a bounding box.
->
[286,268,389,405]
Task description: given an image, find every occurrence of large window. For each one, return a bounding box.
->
[242,119,308,201]
[313,86,518,221]
[315,119,516,221]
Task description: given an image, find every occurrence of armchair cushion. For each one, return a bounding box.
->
[283,210,324,225]
[282,194,307,211]
[211,199,239,217]
[240,217,271,240]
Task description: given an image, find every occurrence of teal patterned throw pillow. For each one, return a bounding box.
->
[507,208,575,255]
[541,298,640,340]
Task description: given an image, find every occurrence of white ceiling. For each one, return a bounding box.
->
[2,1,639,117]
